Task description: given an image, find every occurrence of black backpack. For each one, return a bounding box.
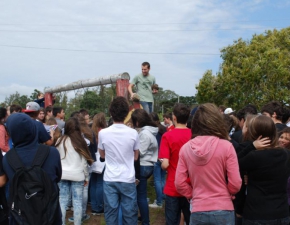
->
[6,145,59,225]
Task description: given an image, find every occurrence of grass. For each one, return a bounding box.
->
[65,176,166,224]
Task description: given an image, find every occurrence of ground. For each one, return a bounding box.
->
[65,176,166,225]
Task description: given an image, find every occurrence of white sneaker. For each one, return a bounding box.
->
[149,200,162,208]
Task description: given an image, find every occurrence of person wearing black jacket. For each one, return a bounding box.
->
[238,115,290,225]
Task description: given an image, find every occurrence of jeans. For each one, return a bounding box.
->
[82,178,89,216]
[103,181,138,225]
[153,161,166,205]
[190,210,234,225]
[140,101,153,113]
[165,195,190,225]
[90,172,104,212]
[243,217,290,225]
[59,180,84,225]
[137,166,154,225]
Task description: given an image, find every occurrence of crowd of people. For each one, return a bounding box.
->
[1,62,290,225]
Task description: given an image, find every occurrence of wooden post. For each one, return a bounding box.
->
[116,79,130,100]
[44,92,53,107]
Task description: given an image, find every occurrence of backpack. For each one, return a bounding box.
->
[6,145,59,225]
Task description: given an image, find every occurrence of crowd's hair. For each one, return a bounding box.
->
[45,105,53,113]
[236,104,258,121]
[219,105,226,113]
[77,114,93,143]
[92,112,107,141]
[25,111,39,119]
[37,92,43,98]
[0,108,7,126]
[109,97,129,122]
[280,127,290,136]
[152,84,159,90]
[244,115,277,148]
[150,112,166,135]
[131,109,157,128]
[46,117,61,146]
[53,106,64,117]
[79,109,89,116]
[191,103,228,140]
[173,103,190,124]
[282,107,290,124]
[223,114,240,133]
[142,62,150,69]
[261,101,284,121]
[70,111,80,118]
[55,117,94,165]
[10,104,22,113]
[163,113,172,121]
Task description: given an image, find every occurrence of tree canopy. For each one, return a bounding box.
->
[196,27,290,110]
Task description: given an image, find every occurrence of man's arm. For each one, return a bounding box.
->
[0,174,7,187]
[134,150,139,161]
[99,149,105,159]
[128,83,135,98]
[161,158,169,170]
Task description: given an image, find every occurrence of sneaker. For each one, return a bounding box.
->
[149,200,162,208]
[68,214,90,222]
[91,210,104,216]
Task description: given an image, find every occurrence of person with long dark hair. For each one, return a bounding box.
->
[131,109,158,225]
[56,117,94,225]
[0,108,9,153]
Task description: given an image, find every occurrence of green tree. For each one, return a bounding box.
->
[30,89,42,100]
[2,92,30,108]
[80,90,102,116]
[196,27,290,110]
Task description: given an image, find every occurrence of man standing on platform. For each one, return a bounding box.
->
[128,62,157,113]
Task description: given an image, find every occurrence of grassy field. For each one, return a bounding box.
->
[65,176,166,225]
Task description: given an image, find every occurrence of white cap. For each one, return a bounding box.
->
[224,108,234,114]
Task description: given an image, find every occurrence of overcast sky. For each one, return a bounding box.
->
[0,0,289,103]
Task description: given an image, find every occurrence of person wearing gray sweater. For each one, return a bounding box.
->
[131,109,158,225]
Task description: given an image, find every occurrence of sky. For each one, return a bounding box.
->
[0,0,290,103]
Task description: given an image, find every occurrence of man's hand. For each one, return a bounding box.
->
[84,181,89,187]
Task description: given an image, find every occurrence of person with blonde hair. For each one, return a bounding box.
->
[175,103,242,225]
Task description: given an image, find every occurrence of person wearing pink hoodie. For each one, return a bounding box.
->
[175,103,241,225]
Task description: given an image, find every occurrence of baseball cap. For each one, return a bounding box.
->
[23,102,40,112]
[224,108,234,114]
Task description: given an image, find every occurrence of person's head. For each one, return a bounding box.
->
[278,127,290,149]
[141,62,150,76]
[23,102,40,119]
[46,117,61,145]
[10,104,22,114]
[223,114,240,135]
[0,107,8,125]
[191,103,228,139]
[150,112,166,135]
[219,105,226,114]
[152,84,159,94]
[53,106,65,119]
[92,112,107,140]
[261,101,284,123]
[38,92,44,99]
[131,109,157,128]
[37,107,45,122]
[109,96,129,123]
[45,106,53,119]
[6,113,37,148]
[70,111,80,118]
[56,117,93,165]
[236,104,258,129]
[79,109,90,124]
[243,115,277,147]
[172,103,190,125]
[163,113,172,125]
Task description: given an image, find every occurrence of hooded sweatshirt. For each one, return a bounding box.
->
[2,113,62,225]
[138,126,158,166]
[175,136,241,213]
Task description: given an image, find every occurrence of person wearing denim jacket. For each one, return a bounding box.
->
[131,109,158,225]
[56,117,94,225]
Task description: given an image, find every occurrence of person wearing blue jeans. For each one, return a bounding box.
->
[104,181,138,224]
[59,180,84,225]
[90,171,104,214]
[140,102,153,114]
[190,210,235,225]
[151,160,165,207]
[137,166,154,225]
